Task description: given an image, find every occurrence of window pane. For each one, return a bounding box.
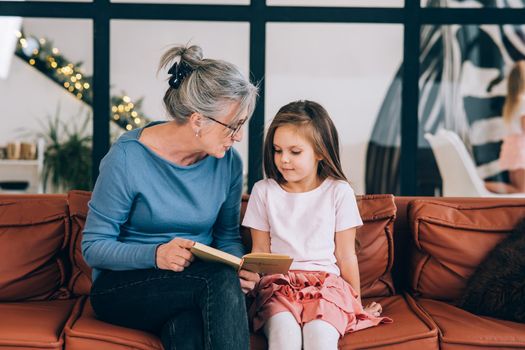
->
[0,17,93,193]
[0,0,92,2]
[110,19,250,183]
[422,0,524,8]
[111,0,248,4]
[268,0,403,7]
[419,24,525,196]
[267,23,403,194]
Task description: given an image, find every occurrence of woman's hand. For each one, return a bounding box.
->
[156,238,195,272]
[238,269,260,294]
[363,301,383,317]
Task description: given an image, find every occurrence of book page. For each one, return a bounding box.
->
[191,242,242,269]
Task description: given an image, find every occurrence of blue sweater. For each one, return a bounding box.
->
[82,122,245,281]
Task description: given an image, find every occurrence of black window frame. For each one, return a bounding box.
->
[1,0,524,195]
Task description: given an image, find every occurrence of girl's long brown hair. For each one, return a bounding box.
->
[503,60,525,124]
[263,100,360,250]
[263,100,348,184]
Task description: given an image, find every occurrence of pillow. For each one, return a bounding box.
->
[458,217,525,322]
[409,200,525,301]
[0,197,70,301]
[67,190,93,296]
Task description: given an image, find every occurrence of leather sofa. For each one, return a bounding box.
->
[1,191,524,350]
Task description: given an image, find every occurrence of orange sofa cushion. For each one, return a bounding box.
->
[417,298,525,349]
[355,194,396,298]
[338,294,438,350]
[0,299,76,349]
[67,191,93,296]
[64,297,162,350]
[409,200,525,301]
[0,197,70,301]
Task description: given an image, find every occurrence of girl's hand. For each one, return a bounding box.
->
[156,238,195,272]
[238,269,260,294]
[364,301,383,317]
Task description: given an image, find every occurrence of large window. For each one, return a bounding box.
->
[1,1,524,196]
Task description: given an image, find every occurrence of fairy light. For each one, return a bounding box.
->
[16,31,150,130]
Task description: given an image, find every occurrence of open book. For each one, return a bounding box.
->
[191,242,293,274]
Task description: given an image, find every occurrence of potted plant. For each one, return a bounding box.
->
[39,107,92,193]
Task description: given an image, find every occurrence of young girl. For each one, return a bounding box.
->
[498,60,525,193]
[243,100,391,350]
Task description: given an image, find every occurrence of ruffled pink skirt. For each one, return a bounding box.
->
[249,270,392,336]
[500,134,525,170]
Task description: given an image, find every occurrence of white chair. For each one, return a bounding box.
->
[424,129,525,197]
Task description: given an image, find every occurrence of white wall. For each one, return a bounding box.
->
[0,18,92,145]
[0,16,403,194]
[266,23,403,194]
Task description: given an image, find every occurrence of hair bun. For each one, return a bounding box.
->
[179,45,203,67]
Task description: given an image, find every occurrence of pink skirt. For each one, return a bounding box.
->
[249,270,392,336]
[500,134,525,170]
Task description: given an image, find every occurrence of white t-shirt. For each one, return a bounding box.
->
[242,178,363,276]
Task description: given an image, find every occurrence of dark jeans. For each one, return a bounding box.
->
[90,260,249,350]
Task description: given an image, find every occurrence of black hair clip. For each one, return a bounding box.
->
[168,61,194,89]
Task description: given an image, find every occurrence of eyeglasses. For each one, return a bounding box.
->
[203,115,247,138]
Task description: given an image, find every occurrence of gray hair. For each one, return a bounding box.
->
[159,44,258,125]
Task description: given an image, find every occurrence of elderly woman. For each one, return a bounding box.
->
[82,44,259,350]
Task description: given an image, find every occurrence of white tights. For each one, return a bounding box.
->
[263,312,340,350]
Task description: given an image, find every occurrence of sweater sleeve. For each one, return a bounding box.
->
[212,149,245,258]
[81,143,158,270]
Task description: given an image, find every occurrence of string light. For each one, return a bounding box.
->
[15,30,150,130]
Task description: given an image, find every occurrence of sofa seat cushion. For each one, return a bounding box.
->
[0,299,76,349]
[417,298,525,349]
[64,297,162,350]
[338,294,438,350]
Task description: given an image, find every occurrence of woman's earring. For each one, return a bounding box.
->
[195,130,200,138]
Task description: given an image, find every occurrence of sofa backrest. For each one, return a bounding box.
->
[407,197,525,302]
[0,194,70,301]
[5,192,522,302]
[68,192,397,298]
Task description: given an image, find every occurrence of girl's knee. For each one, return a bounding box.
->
[303,320,340,350]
